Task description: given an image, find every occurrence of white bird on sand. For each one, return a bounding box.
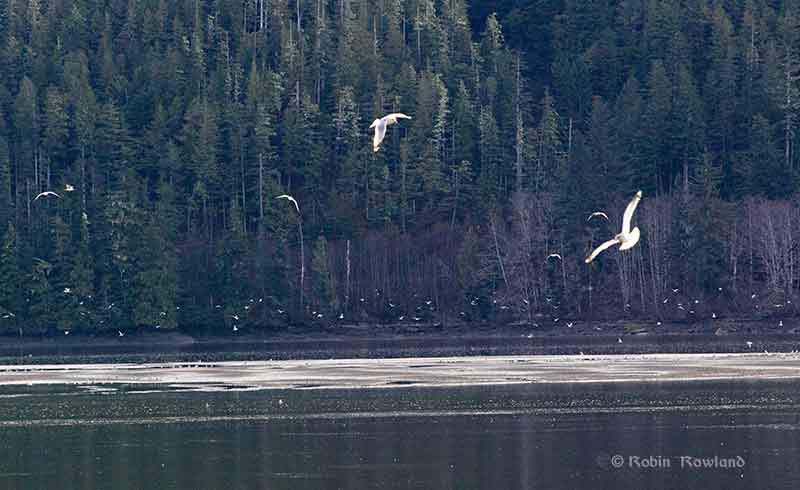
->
[586,211,609,221]
[64,184,75,192]
[369,113,412,152]
[585,191,643,263]
[275,194,300,213]
[546,253,562,261]
[33,191,62,201]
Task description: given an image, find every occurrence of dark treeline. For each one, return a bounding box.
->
[0,0,799,335]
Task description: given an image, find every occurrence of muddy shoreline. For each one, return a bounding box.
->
[0,319,796,365]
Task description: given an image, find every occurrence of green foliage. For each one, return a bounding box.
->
[311,235,338,313]
[2,0,800,334]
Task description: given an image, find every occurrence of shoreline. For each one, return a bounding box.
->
[0,319,796,365]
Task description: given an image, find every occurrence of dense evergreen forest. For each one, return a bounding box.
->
[1,0,800,335]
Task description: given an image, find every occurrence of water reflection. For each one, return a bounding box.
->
[0,381,797,489]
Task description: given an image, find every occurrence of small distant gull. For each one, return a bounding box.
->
[586,211,609,221]
[567,322,574,328]
[712,312,717,318]
[232,325,238,332]
[369,113,412,152]
[746,341,753,348]
[33,191,62,201]
[64,184,75,192]
[546,253,562,261]
[275,194,300,213]
[63,288,71,294]
[618,338,623,343]
[672,288,679,293]
[779,320,783,327]
[585,191,643,263]
[232,314,239,321]
[118,330,124,337]
[339,313,344,319]
[64,330,70,335]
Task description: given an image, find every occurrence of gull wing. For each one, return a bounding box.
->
[275,194,300,213]
[385,113,412,121]
[33,191,62,201]
[373,121,387,152]
[585,238,621,263]
[369,118,381,129]
[587,211,609,221]
[621,191,642,235]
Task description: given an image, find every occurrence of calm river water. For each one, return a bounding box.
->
[0,377,797,489]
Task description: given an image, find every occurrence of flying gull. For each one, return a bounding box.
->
[585,191,643,263]
[33,191,62,201]
[275,194,300,213]
[587,211,609,221]
[369,113,412,152]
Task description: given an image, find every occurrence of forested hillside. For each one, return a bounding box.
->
[1,0,799,335]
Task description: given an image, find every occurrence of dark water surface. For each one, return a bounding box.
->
[0,379,798,489]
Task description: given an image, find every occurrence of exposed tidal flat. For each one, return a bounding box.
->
[0,318,798,366]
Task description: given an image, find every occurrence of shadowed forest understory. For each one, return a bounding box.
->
[2,0,800,335]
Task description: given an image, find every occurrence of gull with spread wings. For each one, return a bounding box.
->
[585,191,643,263]
[369,113,412,152]
[275,194,300,213]
[33,191,62,201]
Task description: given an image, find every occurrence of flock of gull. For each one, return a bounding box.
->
[30,111,779,345]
